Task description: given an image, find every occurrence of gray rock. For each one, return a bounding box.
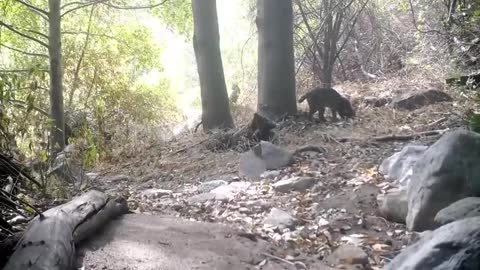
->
[211,181,250,197]
[435,197,480,226]
[198,180,228,193]
[407,130,480,231]
[264,208,298,230]
[260,170,281,179]
[86,173,99,181]
[379,145,428,189]
[385,216,480,270]
[325,244,369,267]
[239,150,267,180]
[141,189,172,199]
[188,182,251,204]
[257,141,294,169]
[391,89,453,110]
[188,192,223,204]
[378,189,408,224]
[273,177,316,193]
[239,142,293,179]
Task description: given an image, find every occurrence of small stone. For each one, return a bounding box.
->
[141,189,172,199]
[260,170,281,179]
[264,208,298,230]
[273,177,317,193]
[326,244,369,267]
[198,180,228,193]
[238,207,250,214]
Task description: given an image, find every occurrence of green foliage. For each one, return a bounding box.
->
[154,0,193,38]
[470,113,480,133]
[471,93,480,133]
[0,0,181,162]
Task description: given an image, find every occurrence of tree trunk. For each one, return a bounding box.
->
[48,0,66,155]
[192,0,234,131]
[3,190,128,270]
[257,0,297,120]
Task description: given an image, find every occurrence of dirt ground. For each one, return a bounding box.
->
[77,214,334,270]
[89,79,476,269]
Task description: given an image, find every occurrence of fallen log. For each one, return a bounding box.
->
[3,190,128,270]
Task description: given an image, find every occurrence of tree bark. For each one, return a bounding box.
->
[192,0,234,131]
[3,190,128,270]
[48,0,66,155]
[257,0,297,119]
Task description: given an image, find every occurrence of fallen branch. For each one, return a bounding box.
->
[293,145,327,155]
[373,128,450,142]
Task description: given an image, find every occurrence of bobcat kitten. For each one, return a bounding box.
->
[298,87,355,122]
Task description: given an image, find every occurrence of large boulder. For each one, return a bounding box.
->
[384,216,480,270]
[379,145,428,189]
[391,89,452,110]
[406,130,480,231]
[434,197,480,227]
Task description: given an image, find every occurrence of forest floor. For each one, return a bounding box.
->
[90,77,475,269]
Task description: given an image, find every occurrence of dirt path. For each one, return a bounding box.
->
[77,214,332,270]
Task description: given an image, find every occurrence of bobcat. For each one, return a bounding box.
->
[298,87,355,122]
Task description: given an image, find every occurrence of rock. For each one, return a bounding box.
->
[188,192,222,203]
[198,180,228,193]
[273,177,316,193]
[188,192,221,204]
[256,141,294,169]
[379,145,428,189]
[211,181,250,197]
[264,208,298,230]
[239,150,267,180]
[85,173,99,181]
[378,189,408,224]
[391,89,452,110]
[188,182,251,204]
[260,170,281,179]
[434,197,480,226]
[385,216,480,270]
[407,130,480,231]
[325,244,369,267]
[141,189,172,199]
[239,142,293,179]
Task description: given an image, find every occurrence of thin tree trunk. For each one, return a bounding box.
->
[48,0,65,154]
[192,0,234,131]
[257,0,297,119]
[68,5,95,108]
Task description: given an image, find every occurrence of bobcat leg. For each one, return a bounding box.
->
[317,106,326,122]
[331,109,339,121]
